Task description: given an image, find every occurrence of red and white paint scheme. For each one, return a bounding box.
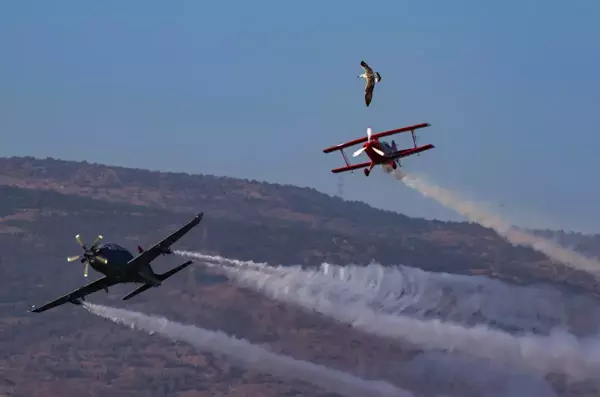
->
[322,122,435,176]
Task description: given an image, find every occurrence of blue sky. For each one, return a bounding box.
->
[1,1,599,233]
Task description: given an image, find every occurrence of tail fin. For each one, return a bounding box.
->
[375,72,381,83]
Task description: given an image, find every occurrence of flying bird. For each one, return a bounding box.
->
[357,60,382,107]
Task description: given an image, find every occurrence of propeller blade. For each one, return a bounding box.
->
[84,262,89,277]
[67,255,81,262]
[372,147,385,156]
[75,234,85,248]
[95,256,108,264]
[367,127,372,141]
[90,235,103,249]
[353,147,366,157]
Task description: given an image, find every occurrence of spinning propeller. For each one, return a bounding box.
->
[352,127,385,157]
[67,234,108,277]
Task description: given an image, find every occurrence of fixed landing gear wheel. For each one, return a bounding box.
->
[392,162,397,169]
[364,169,370,176]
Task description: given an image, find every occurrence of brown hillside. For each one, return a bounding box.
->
[1,156,600,396]
[1,156,599,293]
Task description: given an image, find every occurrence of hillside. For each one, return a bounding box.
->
[1,156,600,292]
[1,156,600,396]
[0,185,439,397]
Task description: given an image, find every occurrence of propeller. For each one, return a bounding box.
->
[372,147,385,156]
[67,234,108,277]
[353,127,385,157]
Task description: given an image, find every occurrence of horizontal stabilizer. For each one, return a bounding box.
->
[158,260,193,281]
[121,260,193,301]
[122,284,152,301]
[137,271,162,286]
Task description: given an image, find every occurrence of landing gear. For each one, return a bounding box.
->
[364,169,370,177]
[392,162,397,169]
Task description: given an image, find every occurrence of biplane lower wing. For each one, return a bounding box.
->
[389,144,435,159]
[331,161,372,174]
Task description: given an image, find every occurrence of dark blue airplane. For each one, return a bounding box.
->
[30,213,204,313]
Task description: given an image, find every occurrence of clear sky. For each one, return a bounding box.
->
[1,1,599,233]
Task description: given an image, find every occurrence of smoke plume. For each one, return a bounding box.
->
[394,171,600,277]
[83,303,412,397]
[174,250,600,336]
[398,352,558,397]
[189,260,600,380]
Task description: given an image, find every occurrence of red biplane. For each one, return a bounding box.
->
[322,122,434,176]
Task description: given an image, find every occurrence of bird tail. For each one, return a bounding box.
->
[375,72,381,83]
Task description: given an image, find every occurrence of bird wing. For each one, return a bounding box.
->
[364,78,375,106]
[360,60,374,77]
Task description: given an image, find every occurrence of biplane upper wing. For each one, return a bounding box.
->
[330,161,372,174]
[371,122,431,141]
[323,137,370,153]
[389,144,435,160]
[30,276,117,313]
[323,123,431,153]
[126,212,203,270]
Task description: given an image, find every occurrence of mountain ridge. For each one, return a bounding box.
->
[2,155,600,396]
[2,156,600,294]
[2,155,597,237]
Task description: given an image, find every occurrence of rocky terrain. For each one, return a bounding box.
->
[1,156,600,396]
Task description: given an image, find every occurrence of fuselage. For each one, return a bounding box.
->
[362,139,397,166]
[89,242,153,283]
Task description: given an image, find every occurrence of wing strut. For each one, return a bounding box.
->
[411,129,418,148]
[339,149,355,173]
[340,149,350,166]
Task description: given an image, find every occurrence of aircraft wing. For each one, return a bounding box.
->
[389,144,435,159]
[330,161,372,173]
[30,276,116,313]
[371,123,431,140]
[323,137,369,153]
[323,123,431,153]
[126,212,204,269]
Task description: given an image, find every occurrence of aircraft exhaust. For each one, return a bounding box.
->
[190,257,600,381]
[83,303,412,397]
[392,170,600,278]
[175,250,600,334]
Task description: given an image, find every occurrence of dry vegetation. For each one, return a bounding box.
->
[2,156,600,396]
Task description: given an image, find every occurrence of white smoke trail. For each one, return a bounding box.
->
[393,170,600,276]
[174,250,600,335]
[293,262,600,336]
[174,250,270,270]
[399,352,558,397]
[83,303,412,397]
[198,262,600,380]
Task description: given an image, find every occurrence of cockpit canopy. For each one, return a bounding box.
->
[96,242,134,263]
[98,242,128,252]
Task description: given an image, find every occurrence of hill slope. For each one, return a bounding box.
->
[1,156,599,291]
[1,156,600,396]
